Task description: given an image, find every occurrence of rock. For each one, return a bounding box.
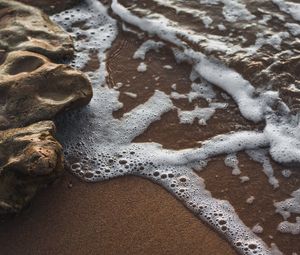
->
[0,50,93,130]
[0,121,63,215]
[17,0,81,14]
[0,0,94,215]
[0,0,74,60]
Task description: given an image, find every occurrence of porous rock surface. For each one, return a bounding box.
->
[0,50,93,130]
[0,0,94,215]
[17,0,81,14]
[0,0,74,60]
[0,121,63,215]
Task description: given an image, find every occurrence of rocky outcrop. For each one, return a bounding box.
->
[0,0,74,60]
[0,0,94,215]
[0,121,63,215]
[17,0,81,14]
[0,50,93,130]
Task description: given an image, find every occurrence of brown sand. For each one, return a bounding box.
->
[1,1,299,255]
[0,173,236,255]
[107,30,300,254]
[200,155,300,255]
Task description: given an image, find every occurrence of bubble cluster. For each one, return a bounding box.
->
[51,0,118,85]
[277,217,300,235]
[274,188,300,220]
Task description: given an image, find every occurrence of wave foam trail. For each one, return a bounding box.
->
[51,0,300,254]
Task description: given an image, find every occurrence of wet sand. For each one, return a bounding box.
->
[1,1,300,255]
[0,173,235,255]
[107,30,300,254]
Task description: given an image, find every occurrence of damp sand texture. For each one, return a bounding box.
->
[1,0,300,255]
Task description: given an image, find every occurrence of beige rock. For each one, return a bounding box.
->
[17,0,81,14]
[0,50,93,130]
[0,121,63,215]
[0,0,74,60]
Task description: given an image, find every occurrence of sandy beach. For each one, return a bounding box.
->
[1,0,300,254]
[1,27,299,255]
[0,173,236,255]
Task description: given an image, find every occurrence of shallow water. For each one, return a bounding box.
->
[47,0,300,254]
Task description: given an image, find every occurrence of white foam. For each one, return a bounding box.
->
[217,23,227,31]
[224,153,241,175]
[163,65,173,70]
[113,0,294,63]
[264,115,300,165]
[170,81,216,103]
[133,40,165,60]
[152,0,215,30]
[124,92,137,98]
[51,0,118,85]
[178,106,216,126]
[272,0,300,21]
[180,50,282,123]
[170,92,187,100]
[50,1,300,254]
[188,82,216,102]
[171,83,177,90]
[246,196,255,204]
[252,223,264,234]
[137,62,147,72]
[201,16,213,28]
[246,149,279,189]
[199,0,255,23]
[285,23,300,36]
[255,31,290,51]
[258,15,272,25]
[221,0,255,23]
[240,176,250,183]
[112,0,244,55]
[277,217,300,235]
[153,0,207,20]
[114,82,123,89]
[274,188,300,220]
[281,169,292,178]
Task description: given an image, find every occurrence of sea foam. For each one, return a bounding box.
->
[51,0,300,254]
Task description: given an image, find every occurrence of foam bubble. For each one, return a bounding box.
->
[281,169,292,178]
[133,40,165,60]
[246,196,255,204]
[224,153,241,176]
[277,217,300,235]
[252,223,264,234]
[274,188,300,220]
[240,176,250,183]
[137,62,147,72]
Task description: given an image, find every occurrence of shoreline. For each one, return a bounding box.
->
[1,0,299,254]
